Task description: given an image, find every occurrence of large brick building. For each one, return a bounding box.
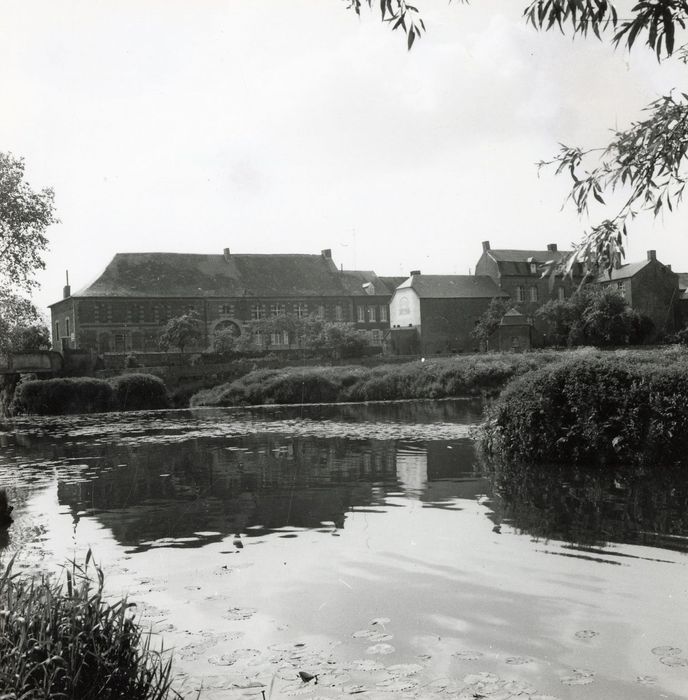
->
[388,273,508,355]
[596,250,680,334]
[49,249,399,354]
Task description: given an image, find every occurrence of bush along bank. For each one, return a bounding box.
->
[189,350,595,407]
[0,553,178,699]
[11,373,170,416]
[479,354,688,469]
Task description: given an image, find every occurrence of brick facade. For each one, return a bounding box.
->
[49,250,398,355]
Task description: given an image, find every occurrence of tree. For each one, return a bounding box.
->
[0,152,57,291]
[159,310,203,353]
[536,287,651,346]
[471,298,513,349]
[0,290,50,354]
[356,1,688,276]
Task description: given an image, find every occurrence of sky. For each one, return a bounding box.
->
[2,0,687,312]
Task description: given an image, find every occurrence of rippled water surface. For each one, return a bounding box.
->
[1,399,687,699]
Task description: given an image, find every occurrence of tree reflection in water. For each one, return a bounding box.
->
[487,460,688,554]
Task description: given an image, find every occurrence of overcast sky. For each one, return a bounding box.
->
[3,0,687,311]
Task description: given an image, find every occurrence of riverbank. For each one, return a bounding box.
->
[190,347,671,407]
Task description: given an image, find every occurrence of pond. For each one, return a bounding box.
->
[1,399,687,699]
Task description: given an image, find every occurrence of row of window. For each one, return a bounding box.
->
[514,286,567,303]
[356,306,388,323]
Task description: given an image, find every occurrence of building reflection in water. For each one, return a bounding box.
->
[45,431,485,552]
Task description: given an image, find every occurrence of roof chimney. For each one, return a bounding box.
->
[547,243,557,252]
[647,249,656,261]
[667,264,672,271]
[63,270,71,299]
[321,248,332,259]
[482,241,491,252]
[223,247,231,262]
[410,270,421,276]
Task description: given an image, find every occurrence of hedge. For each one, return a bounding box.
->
[11,374,170,415]
[479,354,688,468]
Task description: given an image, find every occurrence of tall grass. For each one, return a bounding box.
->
[190,349,596,407]
[0,552,179,699]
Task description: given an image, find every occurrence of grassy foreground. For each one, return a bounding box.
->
[0,552,179,699]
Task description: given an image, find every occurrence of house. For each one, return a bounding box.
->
[388,272,509,355]
[595,250,680,335]
[49,248,397,354]
[475,240,585,343]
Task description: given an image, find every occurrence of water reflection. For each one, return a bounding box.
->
[0,401,487,554]
[489,461,688,555]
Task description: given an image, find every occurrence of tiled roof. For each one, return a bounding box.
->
[340,270,397,296]
[379,275,408,291]
[595,259,651,282]
[71,252,349,299]
[398,275,508,299]
[488,249,572,263]
[486,248,575,277]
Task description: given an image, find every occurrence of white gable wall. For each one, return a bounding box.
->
[390,288,421,327]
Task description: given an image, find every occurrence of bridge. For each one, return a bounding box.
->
[0,351,63,375]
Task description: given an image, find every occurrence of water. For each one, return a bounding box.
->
[1,399,687,699]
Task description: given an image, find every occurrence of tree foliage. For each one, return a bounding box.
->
[536,286,653,346]
[354,1,688,275]
[471,297,513,347]
[238,314,372,357]
[159,309,203,353]
[0,152,57,291]
[0,290,50,354]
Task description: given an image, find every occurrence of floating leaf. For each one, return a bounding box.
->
[504,655,534,665]
[574,629,599,640]
[386,663,423,676]
[453,650,484,661]
[660,656,688,667]
[366,643,395,655]
[652,645,682,656]
[370,617,391,626]
[561,669,595,686]
[636,675,658,685]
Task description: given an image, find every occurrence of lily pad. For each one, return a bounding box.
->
[660,656,688,667]
[561,669,595,686]
[453,650,484,661]
[574,630,599,640]
[366,643,395,655]
[652,645,682,656]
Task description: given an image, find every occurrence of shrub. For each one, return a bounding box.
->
[0,553,178,699]
[190,352,571,407]
[480,354,688,468]
[12,377,113,415]
[109,374,170,411]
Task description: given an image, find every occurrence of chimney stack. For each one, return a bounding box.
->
[223,247,231,262]
[321,248,332,259]
[410,270,421,276]
[482,241,491,252]
[547,243,558,252]
[647,250,657,261]
[63,270,71,299]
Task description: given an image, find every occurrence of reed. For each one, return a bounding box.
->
[0,551,180,699]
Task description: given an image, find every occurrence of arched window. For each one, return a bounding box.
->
[399,296,410,315]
